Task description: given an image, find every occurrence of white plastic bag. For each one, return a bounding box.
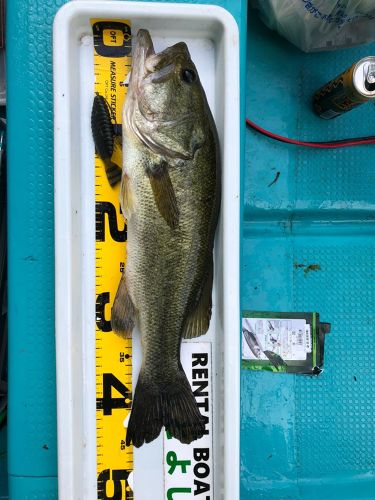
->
[251,0,375,52]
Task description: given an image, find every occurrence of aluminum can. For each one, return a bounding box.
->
[313,56,375,119]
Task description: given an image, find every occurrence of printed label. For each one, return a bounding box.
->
[164,342,213,500]
[242,317,310,362]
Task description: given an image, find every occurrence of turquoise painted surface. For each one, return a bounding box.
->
[241,9,375,499]
[6,0,246,497]
[9,477,58,500]
[0,427,7,499]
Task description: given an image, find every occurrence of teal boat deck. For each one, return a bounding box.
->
[241,11,375,499]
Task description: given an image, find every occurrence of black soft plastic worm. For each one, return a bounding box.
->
[91,94,122,186]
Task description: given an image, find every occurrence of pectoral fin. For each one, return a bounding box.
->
[183,259,213,339]
[111,273,137,338]
[120,172,134,216]
[146,161,179,229]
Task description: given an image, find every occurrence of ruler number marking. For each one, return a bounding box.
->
[97,468,133,500]
[96,201,127,243]
[96,373,132,415]
[96,292,112,332]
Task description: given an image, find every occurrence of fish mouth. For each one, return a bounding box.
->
[135,29,155,60]
[130,30,185,112]
[133,29,190,78]
[125,29,153,111]
[130,30,155,85]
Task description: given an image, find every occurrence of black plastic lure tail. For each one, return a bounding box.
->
[91,94,122,186]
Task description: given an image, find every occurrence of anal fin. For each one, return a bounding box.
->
[183,259,213,339]
[111,273,137,338]
[147,161,179,229]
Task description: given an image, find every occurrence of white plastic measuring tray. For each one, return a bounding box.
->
[53,2,240,499]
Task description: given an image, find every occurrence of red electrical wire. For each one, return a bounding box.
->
[246,118,375,148]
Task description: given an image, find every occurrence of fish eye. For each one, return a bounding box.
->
[181,68,197,84]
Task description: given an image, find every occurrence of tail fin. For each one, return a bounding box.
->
[126,368,205,448]
[104,159,122,186]
[125,375,163,447]
[163,367,206,445]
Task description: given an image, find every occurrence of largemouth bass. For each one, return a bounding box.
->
[111,30,220,448]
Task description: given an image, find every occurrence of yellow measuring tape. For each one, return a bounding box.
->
[91,19,133,499]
